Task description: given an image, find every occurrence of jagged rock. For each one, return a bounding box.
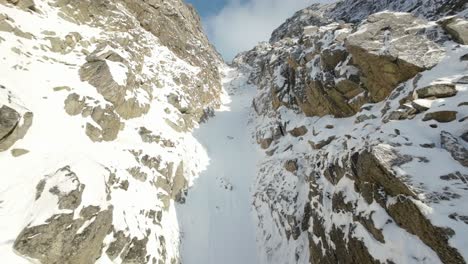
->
[415,83,457,99]
[441,131,468,167]
[81,48,146,118]
[14,166,112,263]
[346,12,445,102]
[14,207,113,264]
[440,17,468,44]
[423,111,457,123]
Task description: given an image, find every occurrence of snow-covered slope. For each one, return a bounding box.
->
[234,1,468,263]
[2,0,468,263]
[177,67,259,264]
[0,0,223,263]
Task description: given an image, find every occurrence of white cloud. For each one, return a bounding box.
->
[205,0,332,61]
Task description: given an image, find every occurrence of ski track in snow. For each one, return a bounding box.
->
[177,68,259,264]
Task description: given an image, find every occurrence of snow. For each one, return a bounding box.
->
[106,60,128,86]
[177,67,259,264]
[0,2,220,263]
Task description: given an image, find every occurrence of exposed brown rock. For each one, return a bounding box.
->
[289,126,308,137]
[346,12,444,102]
[415,83,457,99]
[284,159,298,172]
[423,111,457,123]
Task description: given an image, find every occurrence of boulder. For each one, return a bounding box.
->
[423,111,457,123]
[80,46,150,120]
[441,17,468,45]
[289,126,308,137]
[284,159,298,172]
[415,83,457,99]
[346,12,445,102]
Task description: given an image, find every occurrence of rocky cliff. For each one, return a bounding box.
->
[0,0,222,263]
[1,0,468,263]
[234,0,468,263]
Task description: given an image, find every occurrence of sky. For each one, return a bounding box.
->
[185,0,331,61]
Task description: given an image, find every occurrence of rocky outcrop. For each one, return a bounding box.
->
[14,166,113,264]
[0,0,223,262]
[14,208,113,264]
[236,10,449,119]
[0,88,33,151]
[415,83,458,98]
[441,17,468,45]
[345,12,445,102]
[239,0,468,263]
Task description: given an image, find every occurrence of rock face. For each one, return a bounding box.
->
[346,12,445,102]
[0,0,222,263]
[441,17,468,45]
[236,1,468,263]
[0,88,33,152]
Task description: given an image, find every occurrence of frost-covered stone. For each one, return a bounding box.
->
[346,12,445,101]
[415,83,458,99]
[441,17,468,44]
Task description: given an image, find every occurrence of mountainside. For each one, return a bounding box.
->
[234,1,468,263]
[1,0,468,263]
[0,0,223,263]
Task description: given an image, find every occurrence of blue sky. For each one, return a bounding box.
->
[185,0,230,18]
[185,0,332,61]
